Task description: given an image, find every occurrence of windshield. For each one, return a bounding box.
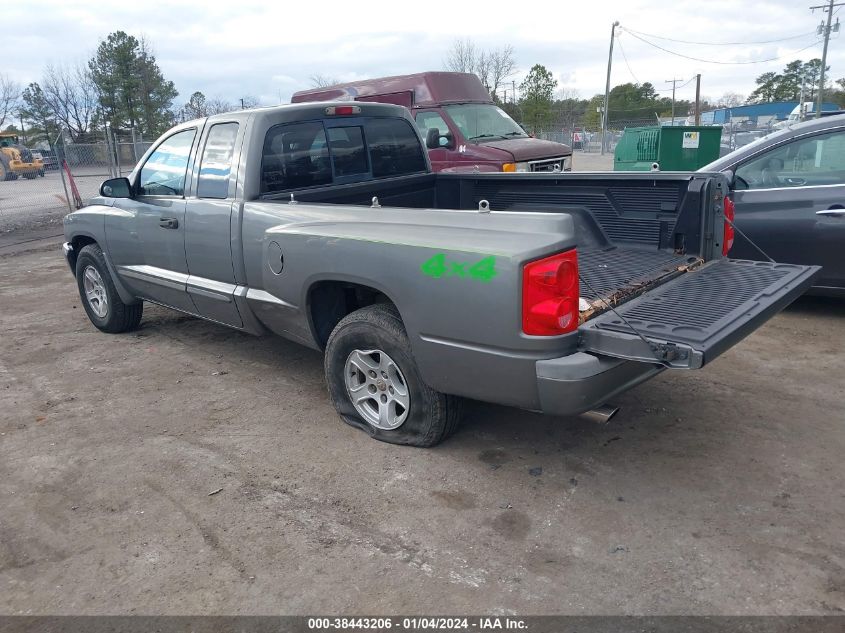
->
[443,104,527,142]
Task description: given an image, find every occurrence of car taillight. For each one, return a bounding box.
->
[723,195,735,256]
[324,105,361,116]
[522,249,579,336]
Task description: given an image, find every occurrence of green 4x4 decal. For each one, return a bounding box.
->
[421,254,497,283]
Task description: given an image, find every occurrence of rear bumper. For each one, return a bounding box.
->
[536,352,663,417]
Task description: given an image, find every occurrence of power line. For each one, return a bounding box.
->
[620,28,823,65]
[615,35,642,84]
[621,26,818,46]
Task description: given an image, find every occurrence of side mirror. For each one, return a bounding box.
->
[100,177,132,198]
[425,127,453,150]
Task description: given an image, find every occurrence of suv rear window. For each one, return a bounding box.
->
[261,117,426,194]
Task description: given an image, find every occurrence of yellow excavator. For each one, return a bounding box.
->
[0,132,45,180]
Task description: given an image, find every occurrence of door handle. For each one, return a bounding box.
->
[159,217,179,229]
[816,207,845,217]
[785,177,806,186]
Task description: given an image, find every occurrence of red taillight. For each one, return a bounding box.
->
[723,196,735,256]
[522,249,579,336]
[324,105,361,116]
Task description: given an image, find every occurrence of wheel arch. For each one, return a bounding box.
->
[71,234,139,305]
[307,279,402,351]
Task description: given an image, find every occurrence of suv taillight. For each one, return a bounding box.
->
[723,196,735,256]
[522,249,579,336]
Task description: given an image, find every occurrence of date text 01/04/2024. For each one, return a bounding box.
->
[421,254,497,283]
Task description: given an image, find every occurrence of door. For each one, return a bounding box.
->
[105,127,199,312]
[184,121,244,327]
[731,127,845,291]
[414,109,456,171]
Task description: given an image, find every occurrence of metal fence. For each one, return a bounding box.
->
[0,128,151,234]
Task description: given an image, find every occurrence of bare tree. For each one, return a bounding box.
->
[716,91,745,108]
[41,64,98,141]
[444,40,516,98]
[206,97,235,115]
[0,73,20,129]
[310,74,341,88]
[444,39,478,74]
[239,95,260,109]
[488,45,517,97]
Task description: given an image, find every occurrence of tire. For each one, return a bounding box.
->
[75,243,143,333]
[0,157,10,181]
[324,303,461,447]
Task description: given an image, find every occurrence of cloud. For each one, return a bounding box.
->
[3,0,842,107]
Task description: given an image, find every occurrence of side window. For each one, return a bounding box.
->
[735,130,845,190]
[364,118,427,178]
[139,129,196,196]
[327,126,368,177]
[197,123,239,199]
[415,111,450,140]
[261,121,332,193]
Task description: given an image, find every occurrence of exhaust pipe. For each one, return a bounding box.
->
[580,404,620,424]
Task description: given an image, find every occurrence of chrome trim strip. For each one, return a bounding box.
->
[118,265,188,292]
[735,182,845,193]
[186,275,237,303]
[245,288,297,309]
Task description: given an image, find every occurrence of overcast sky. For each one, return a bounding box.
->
[4,0,843,108]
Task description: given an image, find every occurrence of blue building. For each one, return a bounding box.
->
[701,101,840,125]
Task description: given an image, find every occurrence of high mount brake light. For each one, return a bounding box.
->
[723,196,735,256]
[522,249,579,336]
[324,105,361,116]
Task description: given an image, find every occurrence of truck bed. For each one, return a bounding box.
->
[269,171,722,320]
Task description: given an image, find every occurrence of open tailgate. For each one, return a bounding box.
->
[579,258,820,369]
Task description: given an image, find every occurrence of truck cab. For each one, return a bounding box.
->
[292,72,572,173]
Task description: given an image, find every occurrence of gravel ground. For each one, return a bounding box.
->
[0,241,843,615]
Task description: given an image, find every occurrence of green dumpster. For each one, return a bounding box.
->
[614,125,722,171]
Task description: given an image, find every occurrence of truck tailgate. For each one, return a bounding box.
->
[579,259,820,369]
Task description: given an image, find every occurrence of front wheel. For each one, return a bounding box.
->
[75,243,143,333]
[324,304,460,447]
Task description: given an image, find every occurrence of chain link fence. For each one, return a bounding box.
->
[0,128,150,235]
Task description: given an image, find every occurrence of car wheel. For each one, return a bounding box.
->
[325,303,461,447]
[75,243,143,333]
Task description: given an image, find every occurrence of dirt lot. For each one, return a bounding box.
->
[0,239,843,615]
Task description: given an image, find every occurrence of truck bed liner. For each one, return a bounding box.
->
[578,246,700,320]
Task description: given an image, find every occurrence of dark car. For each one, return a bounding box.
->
[701,114,845,296]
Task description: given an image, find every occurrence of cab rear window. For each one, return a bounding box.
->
[261,117,426,194]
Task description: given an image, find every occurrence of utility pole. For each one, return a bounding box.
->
[694,74,702,126]
[601,20,619,155]
[665,78,682,126]
[811,0,843,118]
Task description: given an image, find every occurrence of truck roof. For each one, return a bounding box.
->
[291,71,493,108]
[182,101,415,129]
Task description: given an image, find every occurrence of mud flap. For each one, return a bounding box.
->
[579,259,820,369]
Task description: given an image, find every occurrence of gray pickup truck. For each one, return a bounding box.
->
[62,102,818,447]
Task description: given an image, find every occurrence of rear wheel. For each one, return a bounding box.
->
[324,304,460,447]
[75,243,143,333]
